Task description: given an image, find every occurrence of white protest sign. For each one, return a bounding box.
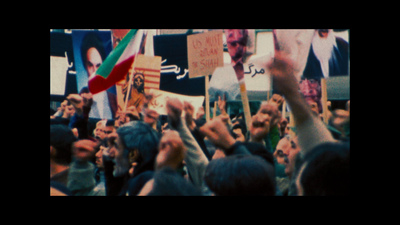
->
[147,89,205,115]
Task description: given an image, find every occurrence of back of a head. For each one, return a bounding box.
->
[50,124,77,165]
[147,167,203,196]
[299,141,350,196]
[242,142,274,166]
[117,121,160,176]
[204,155,276,196]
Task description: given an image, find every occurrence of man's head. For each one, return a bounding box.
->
[296,142,350,196]
[50,124,77,166]
[225,29,248,63]
[94,119,107,141]
[111,121,160,177]
[204,155,276,196]
[80,33,106,78]
[273,135,301,177]
[299,78,322,113]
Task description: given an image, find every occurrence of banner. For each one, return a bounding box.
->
[71,30,116,119]
[146,89,205,116]
[50,32,76,99]
[154,34,205,96]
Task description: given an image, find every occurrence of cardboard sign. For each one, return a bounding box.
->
[147,89,205,115]
[187,31,224,78]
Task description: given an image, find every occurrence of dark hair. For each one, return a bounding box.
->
[106,119,115,127]
[147,167,203,196]
[116,121,160,177]
[204,155,276,196]
[79,86,90,94]
[80,32,106,70]
[299,141,350,196]
[242,142,275,166]
[50,124,77,165]
[231,118,247,138]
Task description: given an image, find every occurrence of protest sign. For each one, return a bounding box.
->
[187,30,224,78]
[146,89,205,116]
[154,34,205,96]
[115,54,161,113]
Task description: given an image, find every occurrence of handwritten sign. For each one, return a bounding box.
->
[187,31,224,78]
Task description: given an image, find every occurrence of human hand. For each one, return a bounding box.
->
[80,92,93,108]
[156,130,186,170]
[72,139,97,161]
[249,102,281,142]
[67,94,84,115]
[199,117,236,150]
[266,51,298,97]
[166,98,183,128]
[196,106,205,120]
[218,94,227,115]
[183,101,196,130]
[249,113,270,142]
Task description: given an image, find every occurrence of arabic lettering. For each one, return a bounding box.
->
[160,59,188,80]
[244,63,265,77]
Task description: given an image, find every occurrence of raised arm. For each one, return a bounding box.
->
[267,52,335,154]
[166,98,209,188]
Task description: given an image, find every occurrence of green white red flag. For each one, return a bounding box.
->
[88,29,145,94]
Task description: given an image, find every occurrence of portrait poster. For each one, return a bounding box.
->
[71,30,116,119]
[153,34,205,97]
[273,29,349,115]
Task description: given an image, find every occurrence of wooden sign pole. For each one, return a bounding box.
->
[123,58,138,112]
[239,80,252,131]
[205,75,210,122]
[321,78,328,124]
[282,98,287,119]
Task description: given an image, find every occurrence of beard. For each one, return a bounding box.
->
[113,155,130,177]
[312,30,335,77]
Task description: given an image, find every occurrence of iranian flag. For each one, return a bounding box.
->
[88,29,145,94]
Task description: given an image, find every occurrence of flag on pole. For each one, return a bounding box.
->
[88,29,145,94]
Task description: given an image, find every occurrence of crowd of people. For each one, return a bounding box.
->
[50,51,350,196]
